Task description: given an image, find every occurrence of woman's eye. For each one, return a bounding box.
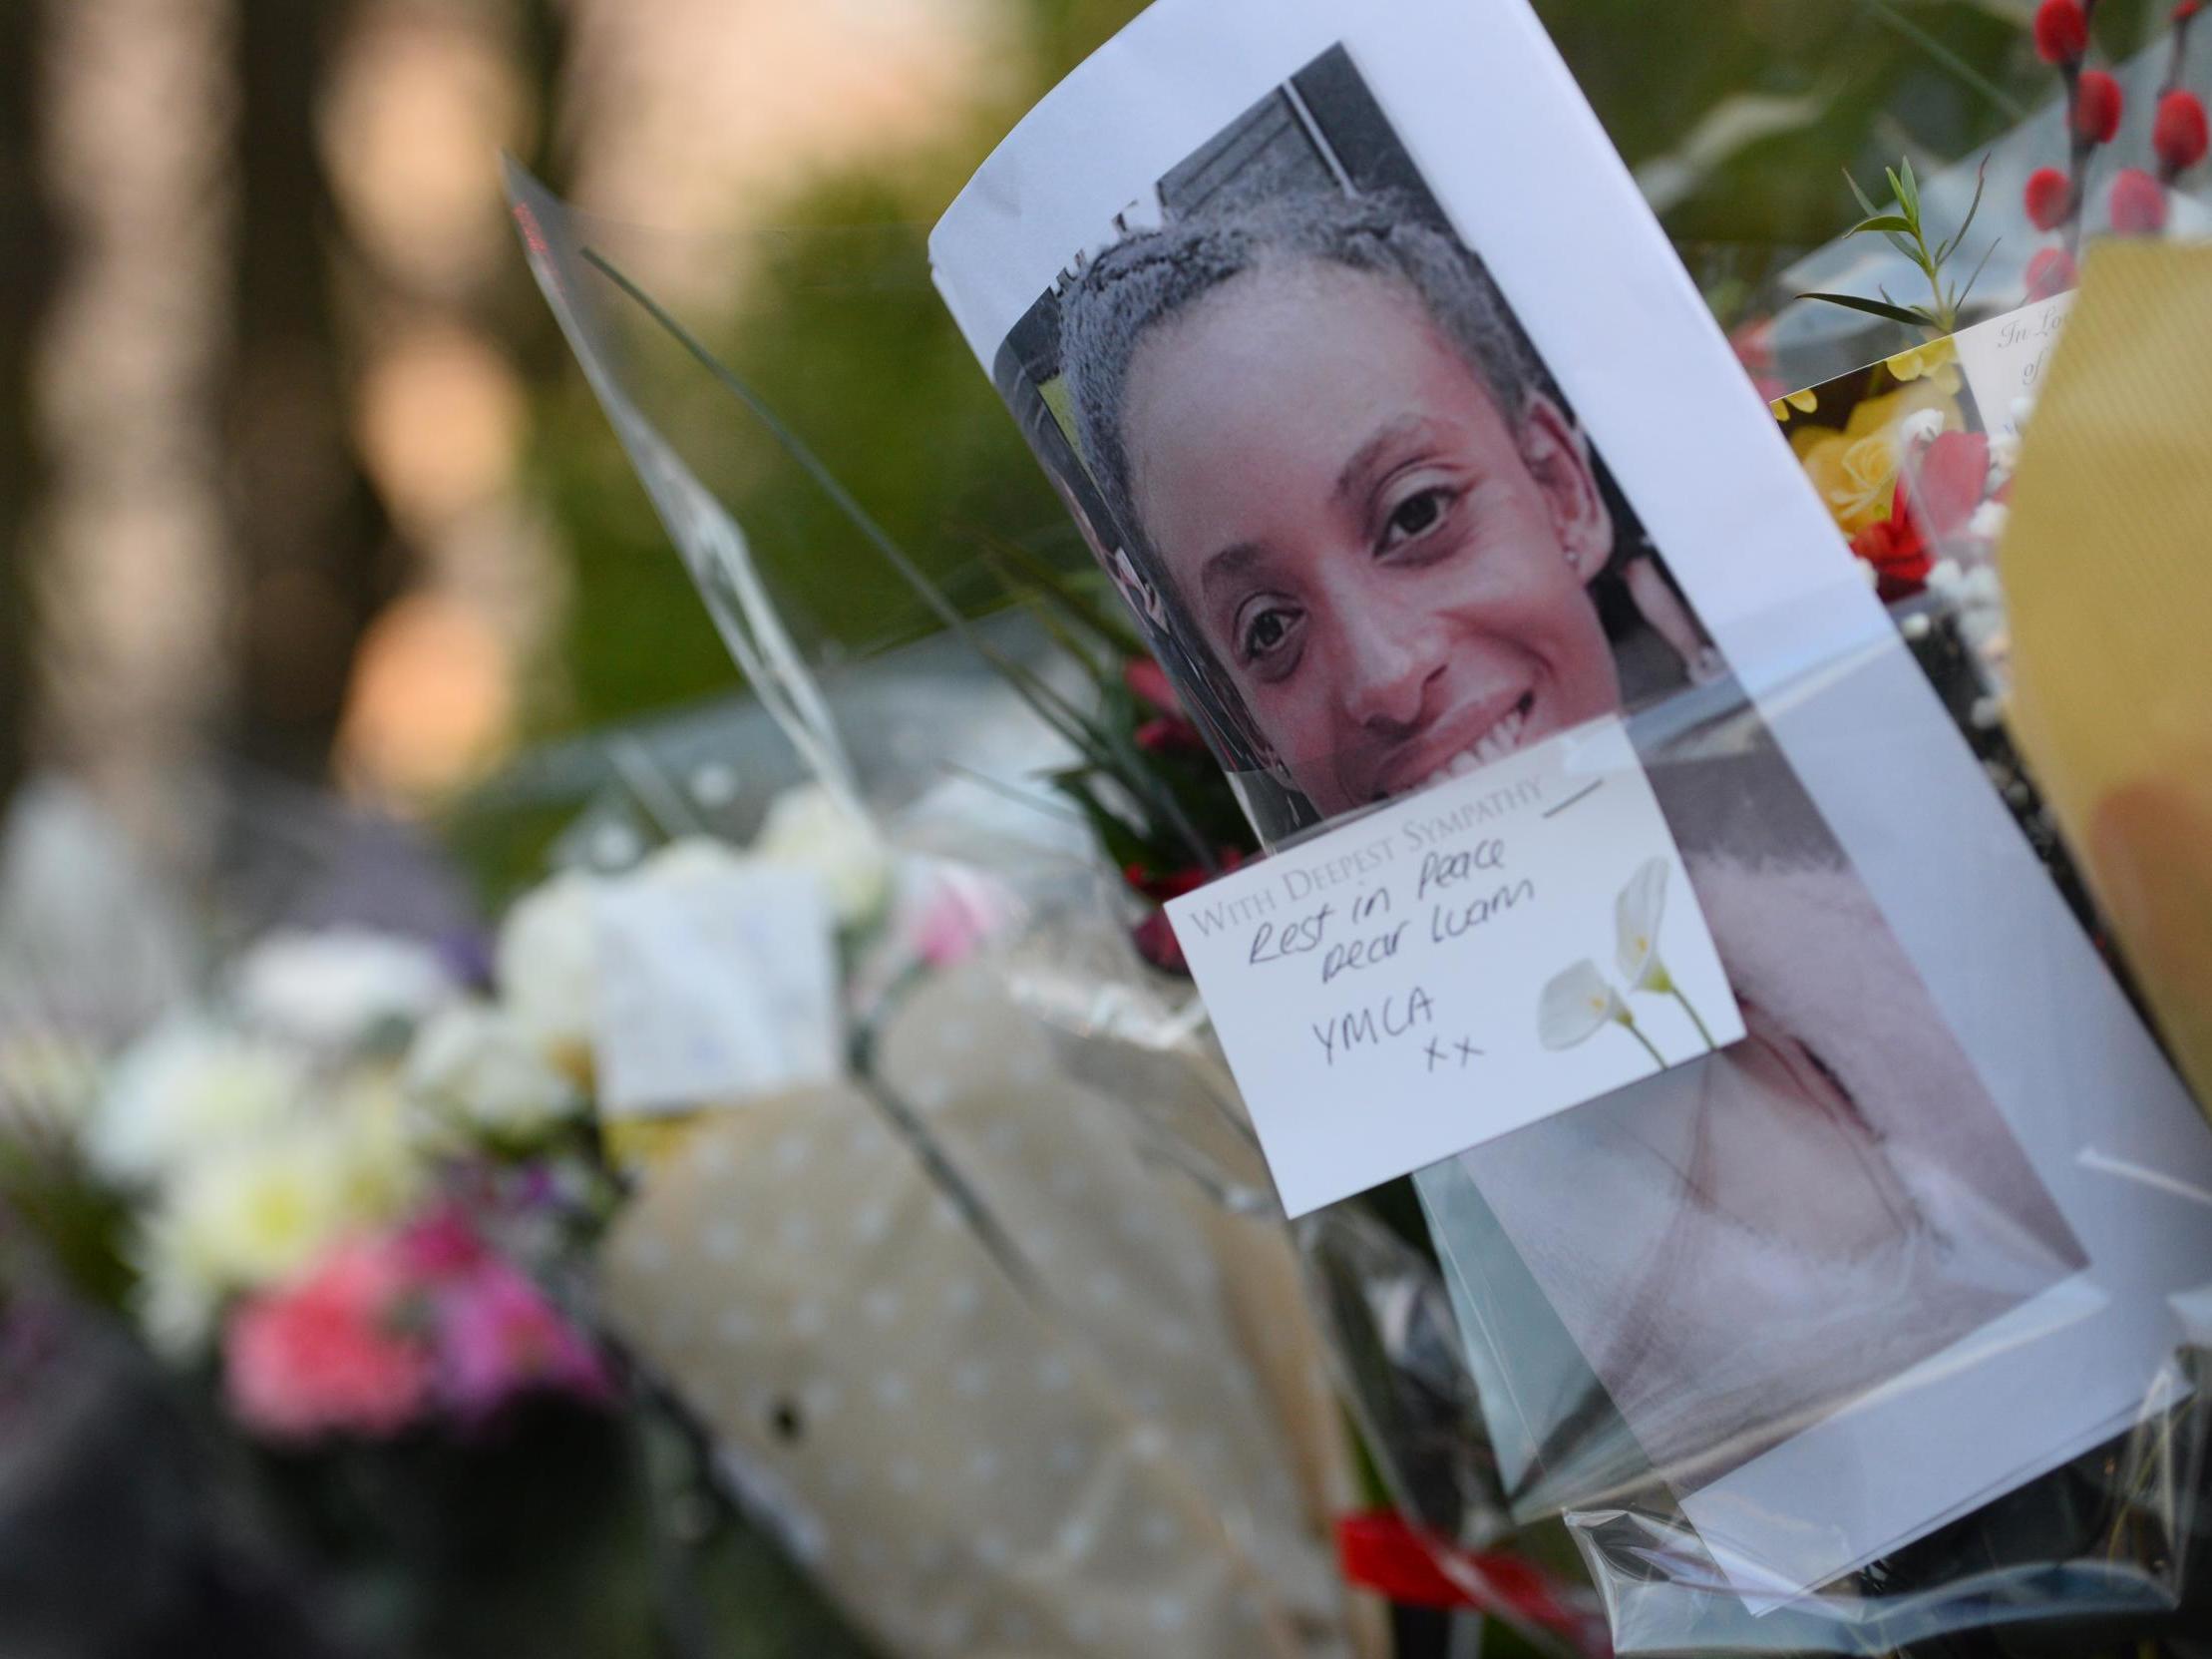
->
[1380,486,1453,551]
[1237,604,1302,663]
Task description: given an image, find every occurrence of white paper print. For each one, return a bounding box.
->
[1953,289,2075,438]
[592,866,842,1116]
[930,0,2212,1608]
[1169,718,1740,1216]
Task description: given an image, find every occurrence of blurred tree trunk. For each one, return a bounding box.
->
[223,0,407,782]
[0,0,56,816]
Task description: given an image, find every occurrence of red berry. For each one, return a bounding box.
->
[2024,166,2074,229]
[2034,0,2089,62]
[2155,88,2210,173]
[2072,70,2124,144]
[2025,245,2080,301]
[2109,167,2171,232]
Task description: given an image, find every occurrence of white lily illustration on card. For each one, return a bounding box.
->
[1614,856,1717,1048]
[1539,960,1664,1069]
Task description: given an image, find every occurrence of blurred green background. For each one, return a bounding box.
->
[0,0,2169,867]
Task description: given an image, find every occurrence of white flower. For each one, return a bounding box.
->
[130,1076,423,1351]
[406,1001,581,1140]
[1987,431,2022,479]
[636,834,759,893]
[140,1120,357,1307]
[231,928,455,1050]
[1539,961,1629,1050]
[496,868,604,1080]
[86,1018,309,1186]
[1614,857,1673,992]
[1968,500,2011,543]
[753,784,890,927]
[1898,408,1948,448]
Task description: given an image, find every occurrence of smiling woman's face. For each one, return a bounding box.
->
[1120,260,1624,817]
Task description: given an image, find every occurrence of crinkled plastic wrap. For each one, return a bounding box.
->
[920,0,2212,1652]
[506,166,1396,1658]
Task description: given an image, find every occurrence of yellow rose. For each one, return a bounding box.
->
[1791,376,1969,536]
[1884,336,1962,393]
[1798,429,1904,534]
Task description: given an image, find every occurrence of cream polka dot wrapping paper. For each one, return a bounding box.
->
[602,962,1380,1659]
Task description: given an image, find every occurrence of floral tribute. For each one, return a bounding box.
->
[64,928,619,1443]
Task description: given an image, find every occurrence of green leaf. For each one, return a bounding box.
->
[1849,213,1917,235]
[1956,235,2002,314]
[1845,168,1885,219]
[1899,157,1922,220]
[1936,156,1992,265]
[1796,290,1938,328]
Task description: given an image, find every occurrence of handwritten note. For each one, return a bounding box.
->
[1167,716,1742,1215]
[593,865,842,1117]
[1954,290,2074,440]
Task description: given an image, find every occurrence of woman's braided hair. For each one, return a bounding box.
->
[1057,189,1549,606]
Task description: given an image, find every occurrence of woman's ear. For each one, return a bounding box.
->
[1519,394,1614,586]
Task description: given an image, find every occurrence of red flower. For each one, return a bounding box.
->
[2179,1,2206,21]
[1123,657,1183,716]
[2025,244,2080,301]
[1134,714,1205,755]
[2034,0,2089,62]
[2109,167,2171,233]
[1132,909,1186,974]
[1849,431,1992,602]
[2024,166,2074,229]
[2073,70,2124,144]
[1729,318,1783,402]
[2155,88,2210,174]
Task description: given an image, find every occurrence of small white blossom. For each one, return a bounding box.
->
[1614,858,1673,993]
[137,1110,387,1328]
[406,1000,582,1140]
[1968,500,2011,543]
[232,928,455,1050]
[496,868,604,1078]
[87,1018,308,1186]
[753,784,890,927]
[1899,408,1948,447]
[1539,961,1629,1050]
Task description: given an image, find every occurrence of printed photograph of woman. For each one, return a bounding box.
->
[1009,47,2090,1491]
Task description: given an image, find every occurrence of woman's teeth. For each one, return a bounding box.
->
[1416,703,1527,792]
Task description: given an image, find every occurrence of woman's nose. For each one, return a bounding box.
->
[1335,606,1444,733]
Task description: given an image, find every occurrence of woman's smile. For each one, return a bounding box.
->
[1375,687,1537,802]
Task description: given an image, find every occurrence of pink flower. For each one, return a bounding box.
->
[225,1241,433,1442]
[432,1255,611,1420]
[2109,168,2170,234]
[393,1204,489,1279]
[2026,245,2080,301]
[2155,88,2210,175]
[2034,0,2089,63]
[906,869,1017,969]
[2024,167,2073,230]
[2073,70,2124,145]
